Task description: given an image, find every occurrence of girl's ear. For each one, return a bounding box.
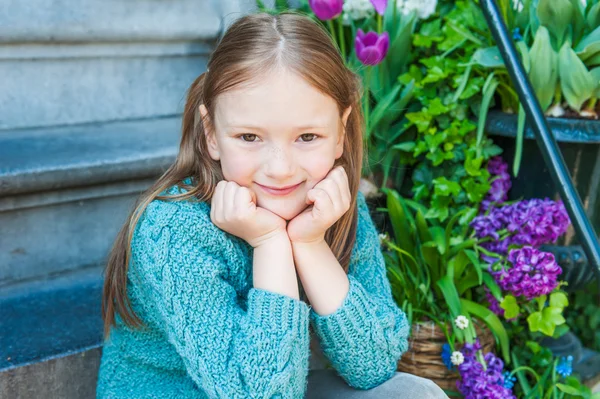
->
[199,104,220,161]
[335,106,352,159]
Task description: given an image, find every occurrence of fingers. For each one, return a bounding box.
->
[311,166,351,215]
[212,180,257,222]
[211,180,227,223]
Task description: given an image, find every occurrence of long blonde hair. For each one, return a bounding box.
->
[102,11,366,338]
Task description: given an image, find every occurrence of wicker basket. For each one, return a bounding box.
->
[397,320,496,391]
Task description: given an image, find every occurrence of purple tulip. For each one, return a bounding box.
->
[355,29,390,66]
[308,0,343,20]
[370,0,388,15]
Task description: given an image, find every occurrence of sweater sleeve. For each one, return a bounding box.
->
[132,203,311,399]
[309,192,410,390]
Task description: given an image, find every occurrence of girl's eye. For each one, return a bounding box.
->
[239,134,258,142]
[299,134,318,142]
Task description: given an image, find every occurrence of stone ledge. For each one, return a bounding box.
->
[0,0,223,44]
[0,267,104,370]
[0,346,102,399]
[0,116,181,197]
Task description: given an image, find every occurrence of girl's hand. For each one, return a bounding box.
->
[287,166,351,245]
[211,181,288,248]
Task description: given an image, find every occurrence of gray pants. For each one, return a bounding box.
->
[305,370,449,399]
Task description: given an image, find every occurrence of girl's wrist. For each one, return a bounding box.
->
[290,236,326,250]
[250,229,290,249]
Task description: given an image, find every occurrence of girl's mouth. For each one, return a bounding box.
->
[256,182,303,196]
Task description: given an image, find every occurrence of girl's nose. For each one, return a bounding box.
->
[264,146,296,180]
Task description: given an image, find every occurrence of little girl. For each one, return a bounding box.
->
[97,11,448,399]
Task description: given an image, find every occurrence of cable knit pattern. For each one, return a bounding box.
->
[309,192,410,390]
[96,183,409,398]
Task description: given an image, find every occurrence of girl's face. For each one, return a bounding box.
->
[201,69,351,221]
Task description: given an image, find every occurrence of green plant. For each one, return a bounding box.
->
[473,0,600,174]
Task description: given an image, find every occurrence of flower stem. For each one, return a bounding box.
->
[327,19,336,43]
[364,67,372,136]
[337,18,346,61]
[378,14,383,34]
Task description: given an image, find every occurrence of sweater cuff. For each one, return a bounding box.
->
[247,288,310,336]
[309,275,379,346]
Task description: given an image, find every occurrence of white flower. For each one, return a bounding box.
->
[398,0,437,20]
[342,0,375,25]
[451,351,465,366]
[455,315,469,330]
[547,104,565,118]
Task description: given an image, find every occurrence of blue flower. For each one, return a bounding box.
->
[441,343,453,370]
[503,371,517,389]
[557,355,574,378]
[513,28,523,41]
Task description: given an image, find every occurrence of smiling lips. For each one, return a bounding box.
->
[257,182,302,196]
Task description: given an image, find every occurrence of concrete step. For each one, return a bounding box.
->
[0,117,181,287]
[0,0,249,130]
[0,268,103,398]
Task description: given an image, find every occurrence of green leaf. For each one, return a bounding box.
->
[456,271,481,295]
[575,25,600,61]
[500,295,520,319]
[433,177,461,196]
[383,189,415,257]
[556,383,584,396]
[472,46,505,68]
[543,306,566,326]
[461,299,511,363]
[415,210,432,244]
[559,40,597,111]
[429,226,447,255]
[482,273,503,299]
[453,64,472,102]
[527,311,543,333]
[587,3,600,31]
[537,0,575,47]
[528,26,559,110]
[513,105,526,176]
[550,292,569,309]
[391,142,416,152]
[275,0,289,10]
[451,250,470,280]
[477,74,499,153]
[437,276,463,317]
[590,67,600,96]
[369,84,402,132]
[422,242,441,271]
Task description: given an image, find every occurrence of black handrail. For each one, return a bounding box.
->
[478,0,600,285]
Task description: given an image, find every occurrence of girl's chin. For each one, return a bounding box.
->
[258,198,306,221]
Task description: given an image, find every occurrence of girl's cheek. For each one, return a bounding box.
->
[307,151,336,181]
[220,152,255,183]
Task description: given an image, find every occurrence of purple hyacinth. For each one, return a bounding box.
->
[492,246,562,300]
[471,198,570,256]
[308,0,343,20]
[481,156,512,211]
[484,288,504,317]
[457,341,516,399]
[355,29,390,66]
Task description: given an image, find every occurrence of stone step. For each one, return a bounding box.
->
[0,268,103,398]
[0,0,248,130]
[0,117,181,287]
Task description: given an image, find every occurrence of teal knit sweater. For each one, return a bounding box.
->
[96,184,409,398]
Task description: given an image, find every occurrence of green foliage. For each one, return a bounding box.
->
[396,1,501,222]
[472,0,600,174]
[565,282,600,352]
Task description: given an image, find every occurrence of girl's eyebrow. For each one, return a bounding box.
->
[226,122,331,131]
